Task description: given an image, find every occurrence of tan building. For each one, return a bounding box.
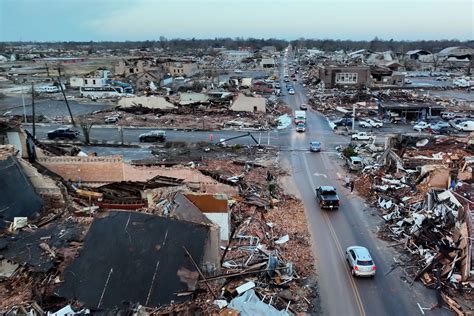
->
[166,62,199,77]
[230,93,266,113]
[115,59,147,76]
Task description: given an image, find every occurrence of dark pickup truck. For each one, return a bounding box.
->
[316,186,340,209]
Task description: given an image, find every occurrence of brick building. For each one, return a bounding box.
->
[317,65,371,88]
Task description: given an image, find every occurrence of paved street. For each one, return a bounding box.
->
[280,54,450,316]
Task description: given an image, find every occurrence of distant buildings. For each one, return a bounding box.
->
[69,70,110,88]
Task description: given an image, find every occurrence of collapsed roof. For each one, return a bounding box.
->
[55,211,212,309]
[0,156,43,229]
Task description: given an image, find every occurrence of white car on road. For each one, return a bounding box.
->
[413,121,430,131]
[351,132,375,141]
[288,89,295,95]
[359,119,383,128]
[346,246,376,277]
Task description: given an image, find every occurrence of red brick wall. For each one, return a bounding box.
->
[38,156,124,183]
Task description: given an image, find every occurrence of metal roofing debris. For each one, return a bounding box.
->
[56,211,211,309]
[0,219,83,273]
[0,156,43,229]
[228,290,290,316]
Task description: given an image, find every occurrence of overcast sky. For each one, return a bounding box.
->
[1,0,472,42]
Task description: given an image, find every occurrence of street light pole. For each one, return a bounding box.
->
[352,104,356,131]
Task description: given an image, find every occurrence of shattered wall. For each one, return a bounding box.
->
[185,193,230,241]
[123,164,238,196]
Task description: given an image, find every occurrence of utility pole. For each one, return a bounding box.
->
[57,76,75,126]
[21,86,27,123]
[31,83,35,138]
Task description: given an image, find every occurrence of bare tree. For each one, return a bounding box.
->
[432,54,440,71]
[79,119,94,144]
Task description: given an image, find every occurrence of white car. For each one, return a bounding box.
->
[413,121,430,131]
[104,116,120,124]
[346,246,376,277]
[351,132,375,141]
[368,119,383,128]
[288,89,295,95]
[358,120,372,128]
[359,119,382,128]
[234,69,243,74]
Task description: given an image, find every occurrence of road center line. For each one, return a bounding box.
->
[301,152,366,316]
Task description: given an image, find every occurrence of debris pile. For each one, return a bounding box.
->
[0,143,316,314]
[353,134,474,314]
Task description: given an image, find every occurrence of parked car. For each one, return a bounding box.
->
[300,104,308,110]
[309,141,321,152]
[449,118,468,127]
[346,156,364,171]
[296,123,306,132]
[104,116,119,124]
[454,120,474,132]
[358,120,372,128]
[351,132,374,141]
[315,186,339,209]
[441,112,458,120]
[367,119,383,128]
[346,246,376,277]
[138,130,167,142]
[431,121,450,130]
[333,118,353,127]
[47,128,79,140]
[413,121,430,131]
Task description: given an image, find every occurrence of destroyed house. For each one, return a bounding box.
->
[56,211,218,309]
[0,156,43,229]
[379,102,445,122]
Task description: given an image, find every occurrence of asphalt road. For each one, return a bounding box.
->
[280,54,450,316]
[1,97,113,117]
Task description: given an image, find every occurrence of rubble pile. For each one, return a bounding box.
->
[194,158,317,313]
[353,135,474,314]
[0,143,316,314]
[78,106,284,131]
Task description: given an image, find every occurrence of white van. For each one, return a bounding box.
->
[455,121,474,132]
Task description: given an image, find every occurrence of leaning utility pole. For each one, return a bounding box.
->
[31,83,36,138]
[57,76,75,126]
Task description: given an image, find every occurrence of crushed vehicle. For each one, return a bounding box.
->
[316,186,340,209]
